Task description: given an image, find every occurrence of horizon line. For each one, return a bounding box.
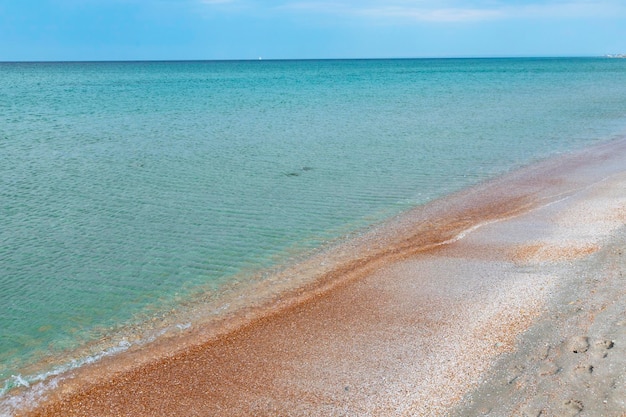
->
[0,55,613,64]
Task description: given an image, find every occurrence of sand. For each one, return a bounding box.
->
[10,138,626,417]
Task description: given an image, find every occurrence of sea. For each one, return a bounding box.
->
[1,57,626,411]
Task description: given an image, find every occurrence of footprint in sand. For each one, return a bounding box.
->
[566,336,589,354]
[519,395,550,417]
[561,399,584,416]
[590,338,614,359]
[521,407,545,417]
[572,363,593,375]
[538,361,560,376]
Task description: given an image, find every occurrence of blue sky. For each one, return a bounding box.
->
[1,0,626,61]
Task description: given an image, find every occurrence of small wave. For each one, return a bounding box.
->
[176,322,192,330]
[0,317,197,416]
[0,340,132,416]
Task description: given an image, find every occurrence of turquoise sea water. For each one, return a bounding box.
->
[2,58,626,401]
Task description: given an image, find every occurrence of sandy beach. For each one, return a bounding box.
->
[12,138,626,416]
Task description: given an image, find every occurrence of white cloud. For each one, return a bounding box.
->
[506,0,626,19]
[200,0,235,4]
[280,0,626,22]
[355,5,504,22]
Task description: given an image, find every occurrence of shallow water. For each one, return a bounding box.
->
[1,58,626,399]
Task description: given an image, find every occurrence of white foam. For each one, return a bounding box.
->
[176,322,192,330]
[0,340,133,416]
[0,319,203,416]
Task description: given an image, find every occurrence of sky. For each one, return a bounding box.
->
[1,0,626,61]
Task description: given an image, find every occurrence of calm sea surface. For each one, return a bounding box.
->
[1,58,626,400]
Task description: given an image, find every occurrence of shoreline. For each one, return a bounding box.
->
[8,137,626,416]
[449,230,626,416]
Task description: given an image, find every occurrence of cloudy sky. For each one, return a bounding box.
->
[1,0,626,61]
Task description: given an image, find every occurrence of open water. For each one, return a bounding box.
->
[1,58,626,405]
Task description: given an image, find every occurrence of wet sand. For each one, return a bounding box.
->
[15,138,626,416]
